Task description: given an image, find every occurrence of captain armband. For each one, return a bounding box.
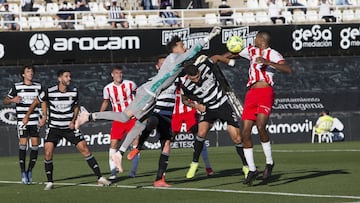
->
[228,59,235,67]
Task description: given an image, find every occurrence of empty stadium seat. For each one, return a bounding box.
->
[88,2,99,12]
[258,0,268,8]
[204,13,219,25]
[242,12,256,24]
[232,12,242,25]
[94,15,109,27]
[306,10,319,22]
[8,3,19,13]
[40,16,56,28]
[283,11,293,23]
[255,11,270,23]
[17,17,29,29]
[134,14,148,26]
[82,15,95,28]
[247,0,259,9]
[148,14,163,26]
[46,3,59,14]
[355,10,360,20]
[342,9,355,21]
[28,16,41,29]
[331,9,342,22]
[293,10,306,23]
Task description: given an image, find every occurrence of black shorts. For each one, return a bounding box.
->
[17,125,40,139]
[199,102,240,128]
[153,113,172,141]
[45,128,84,146]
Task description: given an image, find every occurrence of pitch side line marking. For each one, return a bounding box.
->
[1,180,360,200]
[258,149,360,153]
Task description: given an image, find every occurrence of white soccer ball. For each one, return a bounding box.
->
[226,36,244,54]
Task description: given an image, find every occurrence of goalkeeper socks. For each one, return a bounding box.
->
[261,141,274,165]
[44,159,53,182]
[201,144,212,169]
[235,143,248,166]
[155,153,169,181]
[28,146,39,171]
[193,136,205,163]
[85,154,102,179]
[19,145,27,172]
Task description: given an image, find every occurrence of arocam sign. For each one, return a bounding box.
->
[53,36,140,51]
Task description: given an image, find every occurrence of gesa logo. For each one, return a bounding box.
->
[292,25,332,51]
[53,36,140,51]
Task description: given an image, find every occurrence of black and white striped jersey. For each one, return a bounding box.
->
[153,81,176,116]
[181,59,228,110]
[38,85,78,129]
[7,81,42,126]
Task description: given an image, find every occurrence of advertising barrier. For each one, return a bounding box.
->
[0,24,360,65]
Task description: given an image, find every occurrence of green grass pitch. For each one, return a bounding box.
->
[0,141,359,203]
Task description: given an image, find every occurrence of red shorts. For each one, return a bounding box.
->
[110,118,136,140]
[171,110,197,133]
[242,86,274,121]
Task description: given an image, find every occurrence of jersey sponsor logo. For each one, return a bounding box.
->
[292,25,333,51]
[340,27,360,49]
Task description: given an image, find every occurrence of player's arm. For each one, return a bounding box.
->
[22,98,41,125]
[99,99,109,112]
[39,101,47,127]
[70,104,79,129]
[256,58,293,74]
[181,94,206,113]
[3,86,21,105]
[210,55,236,66]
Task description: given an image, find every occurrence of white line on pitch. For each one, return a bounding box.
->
[259,149,360,153]
[1,180,360,200]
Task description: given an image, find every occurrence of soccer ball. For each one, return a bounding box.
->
[226,36,244,53]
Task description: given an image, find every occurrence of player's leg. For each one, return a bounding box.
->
[18,129,28,184]
[73,130,110,186]
[128,116,158,160]
[154,116,172,187]
[44,141,55,190]
[201,144,214,176]
[226,124,249,178]
[186,121,210,179]
[112,120,147,173]
[128,138,140,178]
[27,131,40,184]
[109,139,118,179]
[256,113,274,180]
[242,119,259,185]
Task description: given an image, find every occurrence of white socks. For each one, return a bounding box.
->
[244,148,256,171]
[261,141,273,165]
[109,148,116,171]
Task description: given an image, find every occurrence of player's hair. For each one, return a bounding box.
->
[184,64,198,76]
[157,54,167,61]
[57,69,71,77]
[322,109,330,115]
[22,65,35,75]
[257,30,272,45]
[112,66,123,72]
[166,35,182,53]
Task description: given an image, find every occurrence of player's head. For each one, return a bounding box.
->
[22,65,35,81]
[321,109,330,115]
[184,64,201,83]
[155,54,167,71]
[166,36,186,54]
[111,66,123,83]
[57,69,71,86]
[255,30,271,48]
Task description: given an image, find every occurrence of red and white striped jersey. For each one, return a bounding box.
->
[239,45,285,87]
[173,77,196,115]
[103,80,137,112]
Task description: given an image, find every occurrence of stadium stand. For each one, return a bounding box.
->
[0,0,360,30]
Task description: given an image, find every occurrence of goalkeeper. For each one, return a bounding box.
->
[75,26,222,173]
